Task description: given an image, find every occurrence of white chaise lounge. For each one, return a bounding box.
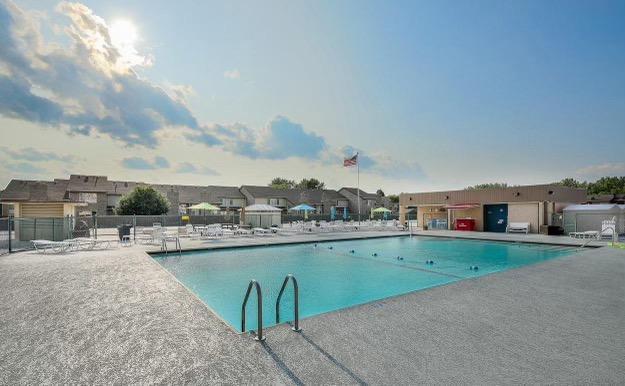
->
[506,222,530,234]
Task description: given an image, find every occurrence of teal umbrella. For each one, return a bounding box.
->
[289,203,315,219]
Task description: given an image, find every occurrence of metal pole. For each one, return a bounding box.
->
[133,215,137,244]
[357,152,361,225]
[33,218,37,240]
[8,215,12,253]
[94,214,98,239]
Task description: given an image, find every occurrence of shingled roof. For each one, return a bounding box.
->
[240,185,346,206]
[0,180,74,202]
[339,187,378,200]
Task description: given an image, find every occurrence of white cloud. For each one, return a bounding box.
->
[576,163,625,178]
[223,69,241,79]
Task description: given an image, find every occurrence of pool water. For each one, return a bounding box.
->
[153,236,575,332]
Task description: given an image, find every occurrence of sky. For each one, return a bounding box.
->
[1,0,624,194]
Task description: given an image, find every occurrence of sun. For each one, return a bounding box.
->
[109,19,138,49]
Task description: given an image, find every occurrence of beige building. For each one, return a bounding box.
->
[399,184,587,233]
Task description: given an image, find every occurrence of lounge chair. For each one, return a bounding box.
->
[32,240,72,254]
[569,231,600,240]
[253,228,273,236]
[507,222,530,234]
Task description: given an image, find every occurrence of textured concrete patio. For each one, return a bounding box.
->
[1,234,623,384]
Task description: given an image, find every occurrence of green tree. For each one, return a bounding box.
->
[117,186,169,215]
[376,189,385,197]
[296,178,325,190]
[557,178,588,189]
[465,182,509,190]
[269,177,296,189]
[587,176,625,195]
[388,194,399,204]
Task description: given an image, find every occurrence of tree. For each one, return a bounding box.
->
[465,182,509,190]
[269,177,295,189]
[557,178,588,189]
[117,186,169,215]
[587,176,625,195]
[388,194,399,204]
[296,178,325,190]
[376,189,385,197]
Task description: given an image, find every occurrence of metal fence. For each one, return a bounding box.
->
[0,217,8,256]
[1,212,401,253]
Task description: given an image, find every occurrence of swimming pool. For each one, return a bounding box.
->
[153,236,575,332]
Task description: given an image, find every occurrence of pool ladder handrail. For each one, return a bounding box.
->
[241,279,265,341]
[160,235,181,256]
[275,274,302,332]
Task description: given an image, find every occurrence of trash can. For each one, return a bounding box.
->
[117,224,132,240]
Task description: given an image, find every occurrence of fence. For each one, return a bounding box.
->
[0,217,8,256]
[2,212,401,253]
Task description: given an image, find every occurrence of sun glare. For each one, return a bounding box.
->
[109,19,138,48]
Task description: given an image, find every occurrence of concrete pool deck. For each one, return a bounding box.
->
[1,233,623,384]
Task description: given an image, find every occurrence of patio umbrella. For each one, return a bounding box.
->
[289,203,315,220]
[188,202,220,215]
[372,207,392,220]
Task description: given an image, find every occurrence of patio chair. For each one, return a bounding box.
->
[507,222,530,234]
[32,240,72,254]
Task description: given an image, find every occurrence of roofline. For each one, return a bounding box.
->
[400,183,587,196]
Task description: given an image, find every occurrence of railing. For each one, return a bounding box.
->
[275,274,302,332]
[241,280,265,341]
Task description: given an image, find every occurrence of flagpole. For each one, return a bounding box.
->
[357,152,360,225]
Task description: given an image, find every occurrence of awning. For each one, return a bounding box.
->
[444,203,480,210]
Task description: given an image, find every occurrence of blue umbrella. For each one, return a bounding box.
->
[289,203,315,220]
[330,207,336,221]
[289,204,315,211]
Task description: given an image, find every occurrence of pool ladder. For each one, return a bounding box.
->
[241,274,301,341]
[160,236,181,256]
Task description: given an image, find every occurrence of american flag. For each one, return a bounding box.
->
[343,154,358,167]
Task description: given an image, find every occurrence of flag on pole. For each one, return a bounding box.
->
[343,154,358,167]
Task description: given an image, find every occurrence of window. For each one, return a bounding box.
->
[337,200,348,208]
[78,192,97,204]
[221,198,234,207]
[269,198,279,206]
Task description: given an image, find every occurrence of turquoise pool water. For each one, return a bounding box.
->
[153,236,575,332]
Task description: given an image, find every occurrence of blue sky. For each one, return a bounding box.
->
[1,0,624,193]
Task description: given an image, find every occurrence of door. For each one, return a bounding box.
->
[484,204,508,232]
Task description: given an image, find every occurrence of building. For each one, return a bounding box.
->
[240,186,348,214]
[338,188,384,218]
[0,175,245,216]
[399,184,587,233]
[0,179,86,218]
[1,175,392,219]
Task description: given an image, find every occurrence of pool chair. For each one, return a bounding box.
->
[32,239,72,254]
[601,219,617,241]
[507,222,530,234]
[252,228,273,236]
[569,230,600,240]
[179,224,200,240]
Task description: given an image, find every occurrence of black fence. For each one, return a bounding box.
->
[2,212,401,253]
[0,217,8,256]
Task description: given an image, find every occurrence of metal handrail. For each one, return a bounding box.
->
[275,274,302,332]
[241,280,265,341]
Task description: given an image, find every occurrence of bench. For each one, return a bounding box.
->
[507,222,530,234]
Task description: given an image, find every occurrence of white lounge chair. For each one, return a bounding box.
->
[569,231,600,240]
[32,240,72,254]
[507,222,530,234]
[253,228,272,236]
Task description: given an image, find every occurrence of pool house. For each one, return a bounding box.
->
[399,184,587,233]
